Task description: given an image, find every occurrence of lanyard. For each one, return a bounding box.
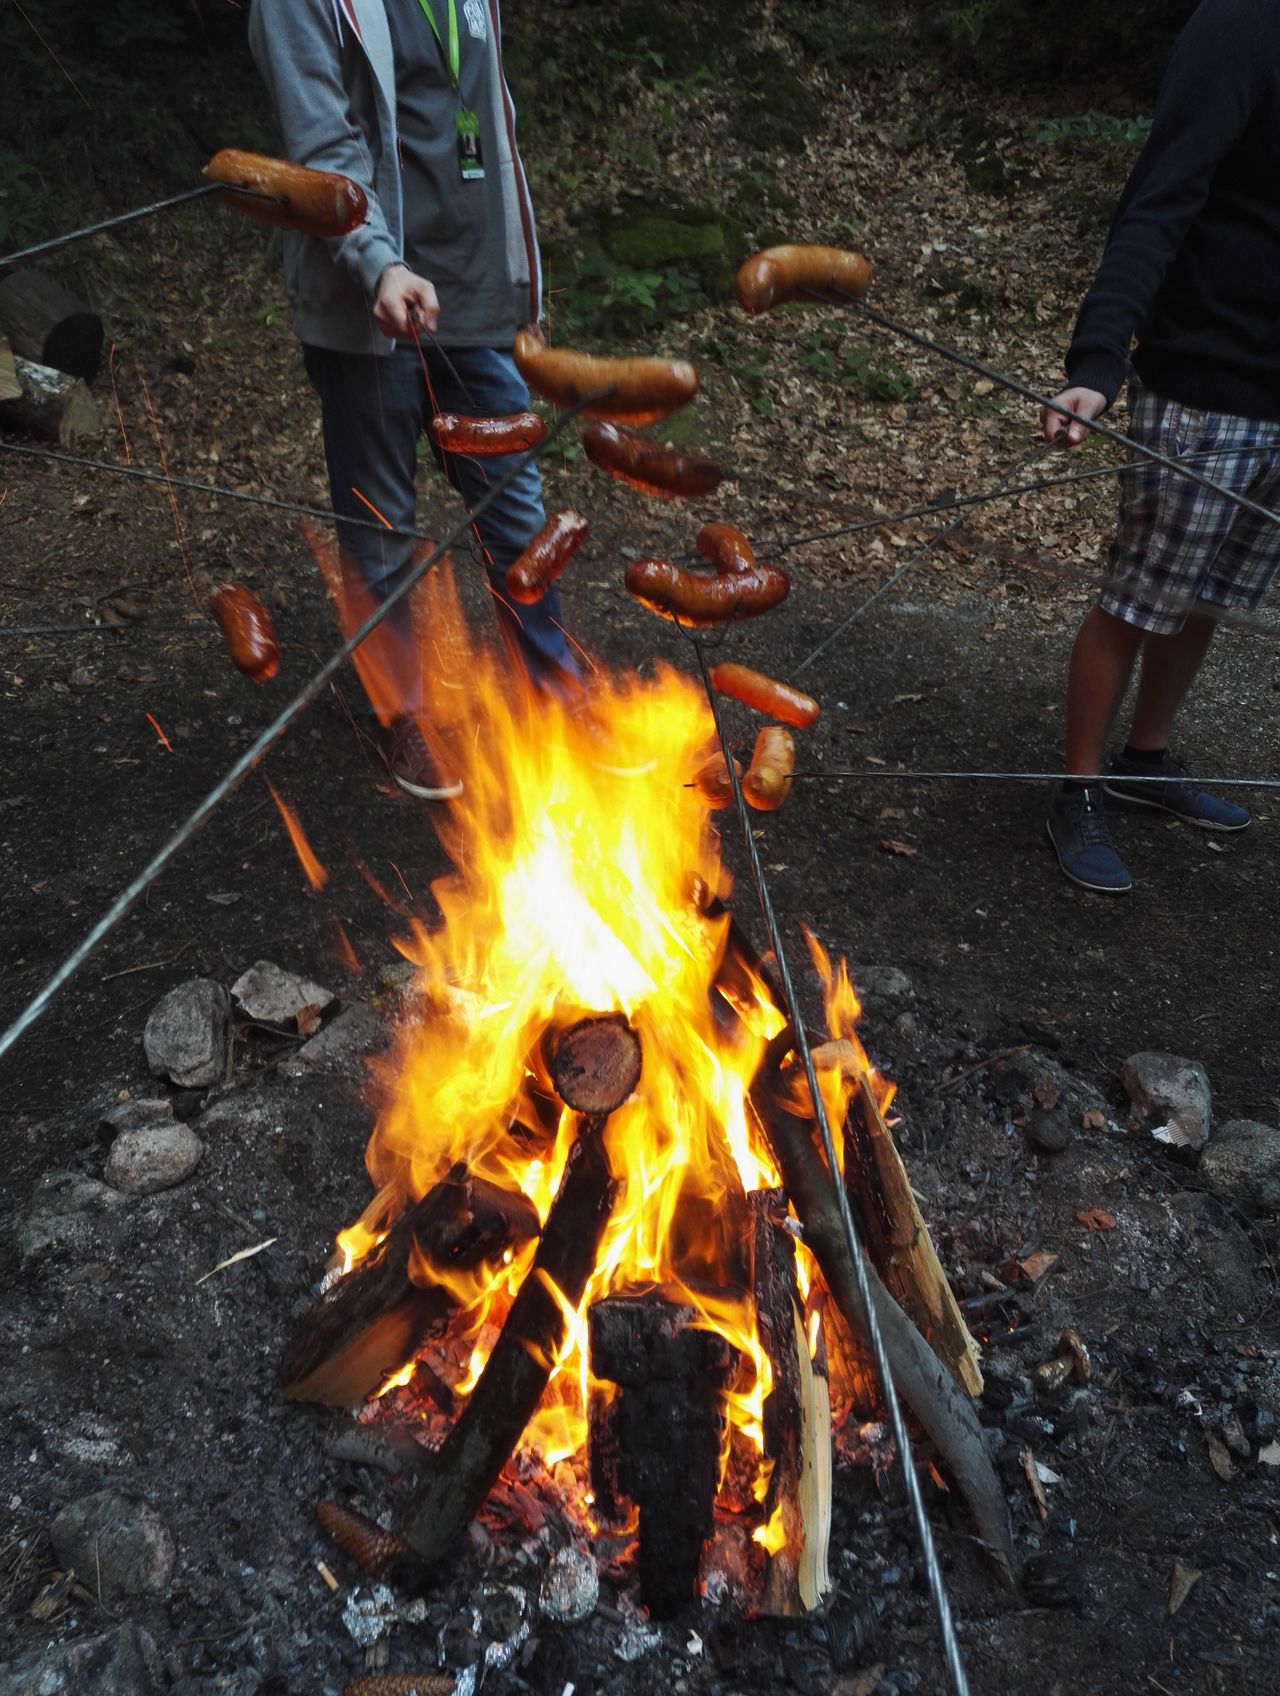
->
[416,0,460,91]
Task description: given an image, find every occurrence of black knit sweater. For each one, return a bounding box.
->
[1066,0,1280,420]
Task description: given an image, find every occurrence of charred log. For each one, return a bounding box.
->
[750,1042,1016,1582]
[589,1290,738,1618]
[282,1164,539,1405]
[750,1191,833,1616]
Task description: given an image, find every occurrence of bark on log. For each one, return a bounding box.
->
[399,1124,620,1569]
[804,1046,982,1397]
[0,338,19,404]
[589,1290,737,1618]
[0,266,104,381]
[0,352,100,446]
[751,1190,833,1616]
[750,1047,1016,1582]
[282,1165,539,1405]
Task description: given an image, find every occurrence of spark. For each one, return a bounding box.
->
[351,486,393,529]
[9,1,92,109]
[138,372,200,612]
[145,713,173,752]
[264,776,328,890]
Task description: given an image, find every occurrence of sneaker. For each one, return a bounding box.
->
[380,718,463,800]
[1103,749,1249,831]
[1045,785,1132,893]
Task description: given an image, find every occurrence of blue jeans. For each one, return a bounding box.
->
[303,341,580,712]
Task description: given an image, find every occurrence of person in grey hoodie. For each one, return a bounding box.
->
[249,0,578,799]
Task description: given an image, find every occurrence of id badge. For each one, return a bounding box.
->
[456,109,485,180]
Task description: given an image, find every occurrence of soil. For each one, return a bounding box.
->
[2,13,1279,1696]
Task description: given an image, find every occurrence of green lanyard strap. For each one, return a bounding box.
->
[416,0,460,91]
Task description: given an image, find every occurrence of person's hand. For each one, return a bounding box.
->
[373,264,440,339]
[1041,386,1107,447]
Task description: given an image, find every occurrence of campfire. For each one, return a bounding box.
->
[281,560,1009,1616]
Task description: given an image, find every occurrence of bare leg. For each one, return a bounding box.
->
[1064,606,1146,776]
[1123,610,1217,750]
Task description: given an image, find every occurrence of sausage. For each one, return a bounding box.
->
[210,583,281,682]
[505,510,589,605]
[709,663,820,729]
[742,726,795,812]
[735,244,873,315]
[513,328,698,425]
[428,412,548,456]
[581,422,724,500]
[692,749,742,809]
[625,520,790,626]
[202,149,367,239]
[624,557,790,626]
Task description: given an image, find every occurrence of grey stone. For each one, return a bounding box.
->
[230,959,334,1029]
[853,965,914,1001]
[1200,1120,1280,1212]
[1123,1051,1212,1151]
[0,1626,162,1696]
[98,1098,175,1138]
[104,1122,204,1196]
[281,1000,388,1076]
[1027,1105,1072,1153]
[12,1172,127,1263]
[50,1492,175,1601]
[142,978,231,1088]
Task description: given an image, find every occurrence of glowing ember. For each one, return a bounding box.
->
[264,776,328,890]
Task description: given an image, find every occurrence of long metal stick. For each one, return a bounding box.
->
[690,637,972,1696]
[0,398,593,1066]
[788,767,1280,789]
[0,184,224,271]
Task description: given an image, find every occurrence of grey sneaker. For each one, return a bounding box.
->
[381,719,463,800]
[1045,785,1132,893]
[1104,749,1249,831]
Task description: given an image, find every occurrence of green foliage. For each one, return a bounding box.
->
[923,268,1001,323]
[606,218,725,273]
[1035,113,1153,149]
[782,4,907,74]
[797,331,914,403]
[0,150,46,246]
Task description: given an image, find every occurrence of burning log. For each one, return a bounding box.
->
[588,1290,738,1618]
[750,1190,833,1617]
[808,1045,982,1398]
[751,1036,1016,1582]
[399,1015,639,1571]
[282,1164,539,1405]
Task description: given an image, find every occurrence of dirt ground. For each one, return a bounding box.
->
[2,18,1279,1696]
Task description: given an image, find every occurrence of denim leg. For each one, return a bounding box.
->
[424,345,581,695]
[303,343,426,714]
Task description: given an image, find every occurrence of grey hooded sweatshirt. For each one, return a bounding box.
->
[248,0,541,356]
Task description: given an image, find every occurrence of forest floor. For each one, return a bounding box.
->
[1,12,1278,1696]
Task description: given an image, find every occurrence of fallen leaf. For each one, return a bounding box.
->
[205,891,241,906]
[1032,1077,1060,1110]
[1074,1208,1116,1231]
[1168,1560,1202,1617]
[1082,1108,1107,1131]
[879,838,919,858]
[1019,1250,1059,1282]
[195,1237,278,1286]
[1204,1429,1235,1483]
[1021,1443,1048,1523]
[877,805,907,822]
[295,1003,323,1038]
[891,692,924,704]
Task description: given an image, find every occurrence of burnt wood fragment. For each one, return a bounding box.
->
[281,1164,539,1405]
[589,1290,738,1618]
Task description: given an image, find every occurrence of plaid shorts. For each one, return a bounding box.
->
[1101,378,1280,635]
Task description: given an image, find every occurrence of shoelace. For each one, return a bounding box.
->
[1075,789,1116,847]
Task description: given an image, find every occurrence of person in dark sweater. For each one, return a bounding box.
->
[1040,0,1280,892]
[250,0,579,801]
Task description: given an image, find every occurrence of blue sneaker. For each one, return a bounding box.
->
[1045,786,1132,893]
[1104,750,1249,831]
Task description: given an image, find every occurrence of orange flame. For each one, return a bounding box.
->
[264,777,328,891]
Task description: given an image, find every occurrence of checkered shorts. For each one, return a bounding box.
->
[1101,379,1280,634]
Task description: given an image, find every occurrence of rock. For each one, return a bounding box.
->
[281,1000,388,1076]
[1123,1052,1212,1151]
[1027,1105,1072,1153]
[50,1492,175,1601]
[852,965,914,1002]
[104,1122,204,1196]
[1199,1120,1280,1211]
[11,1172,127,1263]
[231,959,335,1030]
[142,978,231,1088]
[0,1625,163,1696]
[540,1546,598,1623]
[98,1098,175,1140]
